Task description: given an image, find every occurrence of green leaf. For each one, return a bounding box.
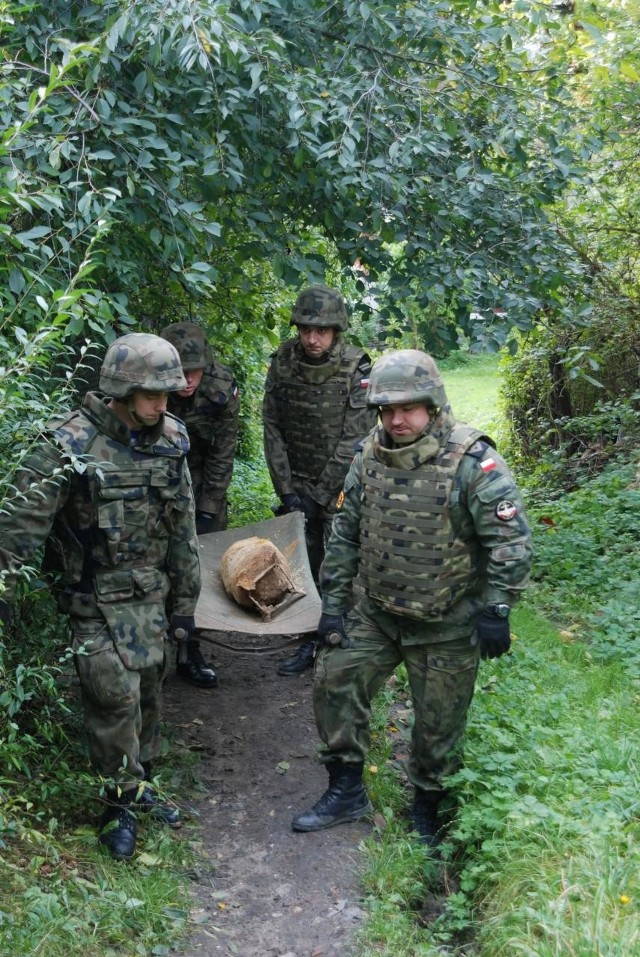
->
[8,270,25,294]
[15,226,52,243]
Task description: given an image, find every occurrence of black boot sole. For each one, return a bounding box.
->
[291,799,372,832]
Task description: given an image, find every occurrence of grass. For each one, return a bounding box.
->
[440,353,502,434]
[355,599,640,956]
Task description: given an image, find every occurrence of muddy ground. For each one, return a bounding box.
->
[163,633,372,957]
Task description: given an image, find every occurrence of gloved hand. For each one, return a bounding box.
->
[280,493,303,514]
[475,611,511,660]
[196,511,224,535]
[317,612,349,649]
[300,495,320,523]
[167,615,195,643]
[0,599,12,627]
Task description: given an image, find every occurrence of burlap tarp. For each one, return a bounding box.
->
[194,510,321,635]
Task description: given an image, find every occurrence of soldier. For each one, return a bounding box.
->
[0,334,201,861]
[160,321,240,689]
[291,349,533,844]
[263,285,376,675]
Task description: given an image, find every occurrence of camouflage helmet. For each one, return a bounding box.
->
[290,284,348,331]
[366,349,448,409]
[99,333,186,398]
[160,321,211,370]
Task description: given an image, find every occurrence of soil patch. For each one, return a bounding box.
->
[163,634,370,957]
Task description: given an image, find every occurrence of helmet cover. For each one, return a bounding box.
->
[160,321,211,370]
[290,285,348,331]
[366,349,448,409]
[99,333,187,398]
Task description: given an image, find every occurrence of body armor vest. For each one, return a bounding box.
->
[45,396,190,599]
[359,423,488,620]
[271,339,365,481]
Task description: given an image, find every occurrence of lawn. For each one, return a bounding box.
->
[440,353,502,434]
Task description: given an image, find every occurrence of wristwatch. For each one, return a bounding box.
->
[486,603,511,619]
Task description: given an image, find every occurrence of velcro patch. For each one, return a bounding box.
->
[496,500,518,521]
[480,457,497,472]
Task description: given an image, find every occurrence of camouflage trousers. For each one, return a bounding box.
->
[72,616,170,790]
[313,597,480,792]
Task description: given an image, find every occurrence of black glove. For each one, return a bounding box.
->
[281,493,303,514]
[196,511,224,535]
[300,495,320,523]
[0,599,12,627]
[475,611,511,660]
[167,615,195,643]
[317,612,349,649]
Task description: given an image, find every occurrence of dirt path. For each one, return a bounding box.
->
[163,634,371,957]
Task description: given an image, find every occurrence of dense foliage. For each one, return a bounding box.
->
[1,0,596,358]
[497,0,640,485]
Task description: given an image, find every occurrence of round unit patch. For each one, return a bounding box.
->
[496,500,518,522]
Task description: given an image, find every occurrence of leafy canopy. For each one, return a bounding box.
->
[0,0,593,356]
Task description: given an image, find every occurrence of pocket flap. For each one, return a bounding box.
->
[94,569,135,603]
[132,567,164,595]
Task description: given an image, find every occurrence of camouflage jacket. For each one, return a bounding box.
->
[320,415,532,634]
[0,392,201,667]
[262,337,375,507]
[167,360,239,514]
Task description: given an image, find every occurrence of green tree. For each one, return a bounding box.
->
[0,0,594,358]
[497,0,640,486]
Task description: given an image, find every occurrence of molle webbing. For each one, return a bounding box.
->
[358,426,483,619]
[273,344,361,481]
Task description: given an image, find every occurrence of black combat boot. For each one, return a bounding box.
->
[409,789,441,847]
[277,638,317,675]
[137,762,181,826]
[176,638,218,688]
[135,785,181,827]
[98,791,137,860]
[291,761,372,832]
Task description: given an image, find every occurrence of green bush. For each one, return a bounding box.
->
[500,314,640,493]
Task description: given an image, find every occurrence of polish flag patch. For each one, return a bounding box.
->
[360,378,370,388]
[480,457,497,472]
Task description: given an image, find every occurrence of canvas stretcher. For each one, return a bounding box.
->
[194,510,321,635]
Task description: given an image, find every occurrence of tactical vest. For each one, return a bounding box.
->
[45,400,190,606]
[358,424,488,620]
[270,339,366,481]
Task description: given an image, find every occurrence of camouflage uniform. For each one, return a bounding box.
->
[262,287,375,581]
[316,418,531,787]
[0,334,201,856]
[161,322,239,530]
[292,349,532,838]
